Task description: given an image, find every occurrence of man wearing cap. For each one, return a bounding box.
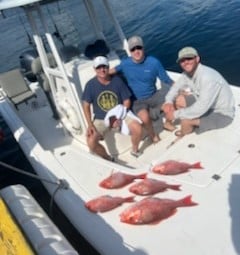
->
[82,56,142,160]
[110,35,174,144]
[162,46,235,136]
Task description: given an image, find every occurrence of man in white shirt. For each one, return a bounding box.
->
[162,47,235,136]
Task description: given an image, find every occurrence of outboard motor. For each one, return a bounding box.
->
[19,49,38,82]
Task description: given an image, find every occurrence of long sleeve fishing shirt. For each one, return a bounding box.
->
[165,63,235,120]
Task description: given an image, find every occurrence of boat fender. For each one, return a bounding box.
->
[0,184,78,255]
[59,100,81,130]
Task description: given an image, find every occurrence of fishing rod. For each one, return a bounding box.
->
[17,12,33,46]
[45,4,65,46]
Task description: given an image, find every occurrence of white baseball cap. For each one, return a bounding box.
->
[93,56,109,68]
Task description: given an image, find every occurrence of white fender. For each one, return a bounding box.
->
[59,100,81,130]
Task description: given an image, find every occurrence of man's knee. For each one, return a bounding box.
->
[129,121,142,135]
[137,109,151,123]
[175,95,187,109]
[87,134,101,151]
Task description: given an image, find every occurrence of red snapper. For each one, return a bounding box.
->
[152,160,203,175]
[85,195,135,213]
[120,195,198,225]
[129,178,181,195]
[99,171,147,189]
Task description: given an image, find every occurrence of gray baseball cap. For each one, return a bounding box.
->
[128,36,144,51]
[176,47,198,63]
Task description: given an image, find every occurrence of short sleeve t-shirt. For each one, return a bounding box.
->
[82,75,132,119]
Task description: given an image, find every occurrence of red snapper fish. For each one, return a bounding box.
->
[152,160,203,175]
[120,195,198,225]
[85,195,135,213]
[129,178,181,196]
[99,171,147,189]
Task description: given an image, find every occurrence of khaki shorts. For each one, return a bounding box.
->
[94,115,136,137]
[93,119,109,137]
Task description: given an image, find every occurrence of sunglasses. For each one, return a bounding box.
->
[179,57,196,63]
[96,65,109,69]
[130,46,143,52]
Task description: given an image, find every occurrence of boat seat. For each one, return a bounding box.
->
[0,68,36,109]
[59,45,80,63]
[84,39,110,59]
[31,53,56,92]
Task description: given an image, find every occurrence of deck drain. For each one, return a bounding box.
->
[212,174,221,180]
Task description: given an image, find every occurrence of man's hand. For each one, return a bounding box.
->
[86,125,96,137]
[161,103,174,113]
[165,110,175,121]
[86,125,103,140]
[161,103,175,121]
[111,119,122,129]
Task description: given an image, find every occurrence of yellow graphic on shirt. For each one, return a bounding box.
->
[97,90,118,112]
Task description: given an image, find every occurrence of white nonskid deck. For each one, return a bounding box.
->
[3,83,239,255]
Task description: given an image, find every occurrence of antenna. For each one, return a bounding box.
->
[18,12,33,46]
[46,4,65,46]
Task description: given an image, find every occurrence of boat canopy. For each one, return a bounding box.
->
[0,0,55,10]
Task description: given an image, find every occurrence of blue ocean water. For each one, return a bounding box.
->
[0,0,240,84]
[0,1,240,254]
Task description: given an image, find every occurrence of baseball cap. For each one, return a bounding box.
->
[128,36,144,51]
[93,56,109,68]
[176,47,199,63]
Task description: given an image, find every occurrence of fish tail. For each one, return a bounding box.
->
[124,196,135,203]
[138,173,147,179]
[191,162,203,169]
[170,184,181,191]
[180,195,198,207]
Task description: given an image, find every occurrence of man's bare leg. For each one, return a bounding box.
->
[137,109,160,143]
[87,130,112,160]
[128,120,142,153]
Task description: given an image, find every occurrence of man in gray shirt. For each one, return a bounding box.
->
[162,46,235,136]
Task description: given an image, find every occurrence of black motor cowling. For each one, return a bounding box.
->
[19,49,38,82]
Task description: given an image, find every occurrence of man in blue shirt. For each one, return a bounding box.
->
[82,56,142,160]
[110,36,175,143]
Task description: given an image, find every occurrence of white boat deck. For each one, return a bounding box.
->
[2,81,239,255]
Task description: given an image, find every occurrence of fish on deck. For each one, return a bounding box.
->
[129,178,181,195]
[99,171,147,189]
[120,195,198,225]
[152,160,203,175]
[85,195,135,213]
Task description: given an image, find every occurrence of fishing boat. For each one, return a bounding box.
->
[0,1,240,254]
